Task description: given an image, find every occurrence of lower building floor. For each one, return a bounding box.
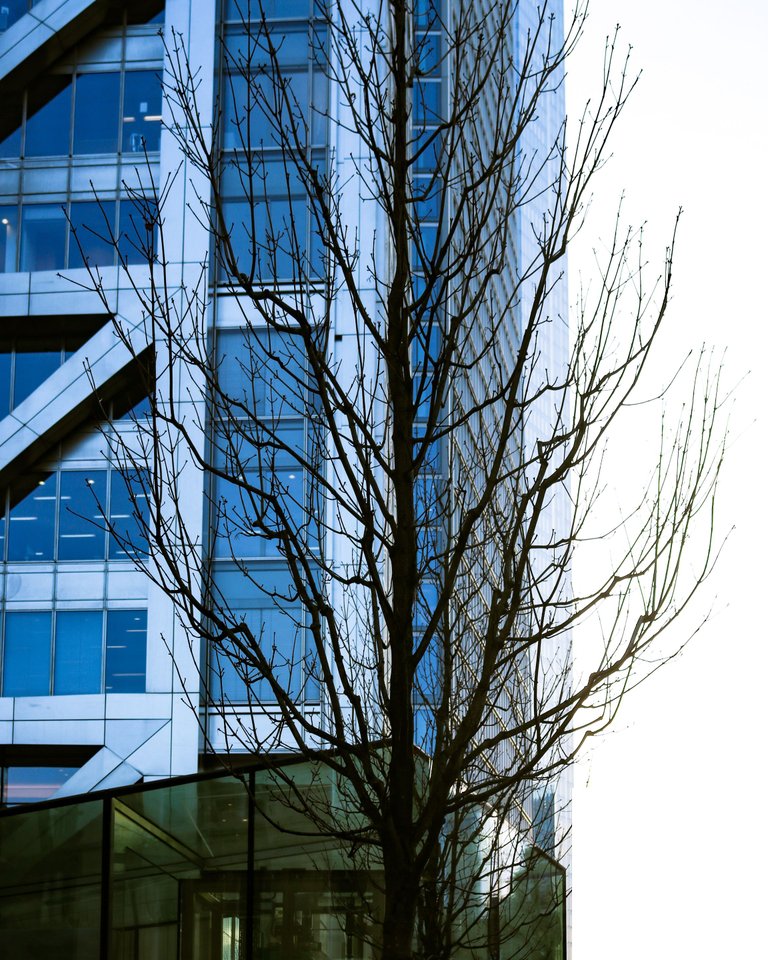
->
[0,758,566,959]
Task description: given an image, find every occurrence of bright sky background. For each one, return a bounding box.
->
[566,1,768,957]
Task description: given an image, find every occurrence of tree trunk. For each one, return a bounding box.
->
[381,861,420,960]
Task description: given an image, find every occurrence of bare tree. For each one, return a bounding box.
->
[81,1,726,957]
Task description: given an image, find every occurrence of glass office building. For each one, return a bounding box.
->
[0,0,570,952]
[0,756,565,958]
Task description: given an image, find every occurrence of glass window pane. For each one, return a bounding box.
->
[223,0,314,18]
[25,79,72,157]
[58,471,107,560]
[54,611,103,694]
[73,72,120,154]
[122,71,163,153]
[118,196,158,265]
[12,348,61,408]
[2,766,78,804]
[7,473,56,561]
[108,470,149,559]
[68,201,116,269]
[19,204,67,272]
[0,2,29,35]
[215,328,308,413]
[0,352,10,420]
[0,206,19,272]
[0,799,103,957]
[0,119,21,158]
[209,566,305,702]
[105,610,147,693]
[2,611,51,696]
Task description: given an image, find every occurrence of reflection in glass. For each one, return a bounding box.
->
[0,799,102,956]
[19,204,67,272]
[0,352,10,419]
[73,72,120,154]
[2,611,51,696]
[108,470,148,558]
[13,347,61,407]
[106,610,147,693]
[58,471,107,561]
[209,566,306,703]
[7,473,56,561]
[118,196,158,265]
[68,201,116,268]
[25,79,72,156]
[122,71,163,152]
[0,205,18,272]
[54,611,103,694]
[3,766,78,804]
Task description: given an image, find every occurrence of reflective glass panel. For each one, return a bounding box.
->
[0,119,21,159]
[0,798,102,957]
[25,79,72,156]
[2,611,52,696]
[108,469,148,559]
[68,201,116,268]
[3,765,78,804]
[0,2,29,35]
[54,610,103,694]
[73,72,120,154]
[58,471,107,560]
[0,352,10,419]
[122,71,163,153]
[118,196,158,265]
[223,0,314,18]
[19,204,67,272]
[209,566,304,702]
[105,609,147,693]
[12,347,61,408]
[7,473,56,561]
[0,206,19,272]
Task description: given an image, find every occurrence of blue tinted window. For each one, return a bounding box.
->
[118,196,158,265]
[12,348,60,407]
[209,566,306,702]
[122,71,163,153]
[19,204,67,272]
[0,353,10,420]
[108,470,148,559]
[0,2,28,33]
[223,0,314,19]
[25,80,72,156]
[58,471,107,561]
[0,206,19,273]
[7,474,56,561]
[68,201,116,269]
[2,611,51,696]
[54,610,102,694]
[215,328,309,411]
[105,610,147,693]
[0,119,21,159]
[73,72,120,154]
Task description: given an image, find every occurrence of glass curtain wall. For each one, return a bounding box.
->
[0,763,566,959]
[0,767,384,960]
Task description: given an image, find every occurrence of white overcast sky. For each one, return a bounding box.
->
[566,1,768,957]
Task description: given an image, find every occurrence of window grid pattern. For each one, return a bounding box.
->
[217,3,328,283]
[207,327,320,705]
[0,466,148,564]
[0,608,148,698]
[0,20,163,274]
